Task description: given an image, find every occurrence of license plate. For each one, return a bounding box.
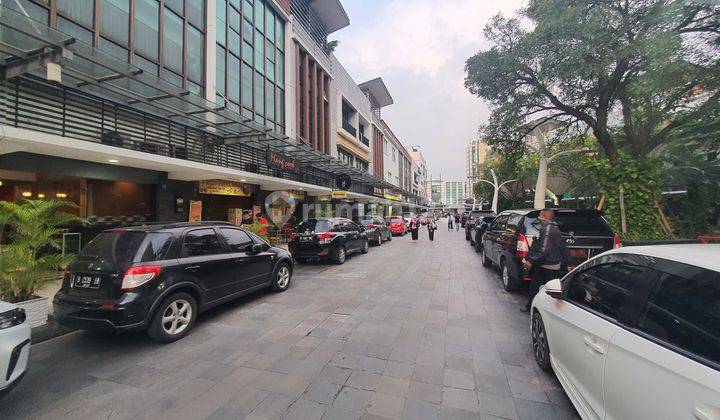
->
[569,248,588,259]
[73,274,101,289]
[300,236,314,242]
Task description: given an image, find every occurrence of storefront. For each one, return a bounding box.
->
[195,179,258,224]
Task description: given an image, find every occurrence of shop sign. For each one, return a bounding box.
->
[372,187,384,197]
[189,200,202,222]
[383,189,402,201]
[267,150,298,173]
[331,190,348,199]
[288,189,306,200]
[199,179,252,196]
[318,195,332,202]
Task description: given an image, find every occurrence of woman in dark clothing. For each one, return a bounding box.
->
[409,216,420,240]
[428,219,436,241]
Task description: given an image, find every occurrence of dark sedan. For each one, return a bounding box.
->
[289,218,369,264]
[359,216,392,246]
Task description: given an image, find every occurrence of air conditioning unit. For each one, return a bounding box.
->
[101,130,127,147]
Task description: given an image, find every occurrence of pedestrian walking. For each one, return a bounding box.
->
[454,213,460,231]
[409,216,420,240]
[447,213,454,231]
[428,219,437,241]
[521,209,570,312]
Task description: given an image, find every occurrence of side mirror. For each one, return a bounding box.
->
[250,243,263,254]
[545,279,563,299]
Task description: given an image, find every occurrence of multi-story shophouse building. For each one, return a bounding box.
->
[406,145,427,199]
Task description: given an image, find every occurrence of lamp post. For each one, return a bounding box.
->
[476,169,517,213]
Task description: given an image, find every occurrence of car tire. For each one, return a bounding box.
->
[500,259,520,292]
[474,238,482,253]
[481,247,492,266]
[335,246,346,264]
[465,231,470,241]
[376,235,383,246]
[532,311,552,371]
[361,239,369,254]
[147,292,197,343]
[271,262,292,292]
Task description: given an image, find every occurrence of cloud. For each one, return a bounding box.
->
[333,0,526,179]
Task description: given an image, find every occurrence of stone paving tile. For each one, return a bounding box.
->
[0,227,578,420]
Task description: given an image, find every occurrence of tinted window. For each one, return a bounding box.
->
[555,212,613,236]
[331,222,345,233]
[491,214,508,231]
[637,268,720,366]
[567,263,646,320]
[219,228,253,252]
[80,231,172,263]
[297,220,332,233]
[345,222,359,232]
[182,229,223,257]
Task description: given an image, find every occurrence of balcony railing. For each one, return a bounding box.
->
[360,134,370,147]
[342,119,357,137]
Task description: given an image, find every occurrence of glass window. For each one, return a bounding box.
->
[567,263,644,320]
[228,29,241,56]
[162,8,184,72]
[5,0,49,24]
[241,62,253,107]
[57,0,93,27]
[99,0,130,44]
[265,79,275,121]
[242,18,253,43]
[182,229,223,257]
[187,25,204,82]
[133,54,158,76]
[255,0,264,31]
[139,233,175,261]
[254,71,264,116]
[229,7,241,32]
[216,0,227,46]
[637,268,720,366]
[297,220,331,233]
[98,37,129,61]
[187,0,205,29]
[254,31,264,73]
[165,0,183,14]
[228,54,240,103]
[265,39,274,62]
[276,87,284,125]
[276,51,284,85]
[216,47,226,95]
[134,0,159,59]
[265,5,274,41]
[219,228,253,252]
[242,41,253,65]
[275,15,284,50]
[187,80,203,96]
[265,58,274,82]
[56,17,93,44]
[162,69,183,88]
[243,0,253,19]
[230,0,241,8]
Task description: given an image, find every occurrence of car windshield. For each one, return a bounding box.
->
[297,220,333,233]
[79,231,174,263]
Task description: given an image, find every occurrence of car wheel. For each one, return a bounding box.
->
[271,263,292,292]
[481,247,492,266]
[361,239,369,254]
[147,292,197,343]
[465,231,470,241]
[474,238,482,253]
[386,232,392,241]
[500,259,520,291]
[532,311,552,371]
[335,246,346,264]
[376,234,383,246]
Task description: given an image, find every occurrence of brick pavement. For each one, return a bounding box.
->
[0,223,577,420]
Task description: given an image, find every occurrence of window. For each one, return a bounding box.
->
[241,62,253,107]
[567,263,645,320]
[217,0,227,46]
[216,47,226,97]
[99,0,130,44]
[187,0,205,29]
[227,54,240,102]
[57,17,93,44]
[491,214,508,232]
[162,8,184,72]
[98,38,129,61]
[255,0,264,31]
[254,71,264,116]
[219,228,253,252]
[330,222,344,233]
[637,268,720,366]
[139,233,175,261]
[134,0,159,59]
[265,80,275,122]
[182,229,223,257]
[57,0,94,27]
[254,31,264,72]
[187,25,204,82]
[5,0,49,24]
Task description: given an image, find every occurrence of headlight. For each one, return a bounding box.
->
[0,308,26,330]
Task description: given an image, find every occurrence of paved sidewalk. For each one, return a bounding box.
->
[1,223,577,420]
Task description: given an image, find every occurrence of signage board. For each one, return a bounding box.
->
[288,190,306,200]
[331,190,348,199]
[188,200,202,222]
[267,150,298,173]
[199,179,252,196]
[372,187,384,197]
[383,189,402,201]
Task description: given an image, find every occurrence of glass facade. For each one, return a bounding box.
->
[13,0,206,94]
[216,0,285,132]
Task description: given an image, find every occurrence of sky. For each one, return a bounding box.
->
[333,0,526,180]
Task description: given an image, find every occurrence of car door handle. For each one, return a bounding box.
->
[185,265,200,272]
[694,405,720,420]
[583,336,605,354]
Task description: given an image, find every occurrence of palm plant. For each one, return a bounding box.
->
[0,200,78,303]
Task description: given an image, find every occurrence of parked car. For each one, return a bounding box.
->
[54,222,294,343]
[290,218,369,264]
[385,216,407,236]
[0,301,31,399]
[531,244,720,420]
[481,209,619,291]
[464,209,496,241]
[359,216,392,246]
[471,215,497,251]
[401,212,416,227]
[460,211,469,227]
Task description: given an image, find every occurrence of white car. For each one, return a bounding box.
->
[531,244,720,420]
[0,300,31,399]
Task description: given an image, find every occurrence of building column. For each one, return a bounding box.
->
[303,52,310,141]
[310,60,318,150]
[204,0,217,103]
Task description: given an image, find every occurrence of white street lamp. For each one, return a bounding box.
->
[475,169,517,213]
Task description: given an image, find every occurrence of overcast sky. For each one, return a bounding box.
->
[333,0,526,180]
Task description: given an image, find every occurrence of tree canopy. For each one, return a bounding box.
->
[465,0,720,163]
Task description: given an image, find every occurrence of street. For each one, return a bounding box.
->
[0,225,577,420]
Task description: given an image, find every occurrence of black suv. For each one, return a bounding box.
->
[471,215,497,251]
[481,209,618,291]
[464,210,496,241]
[289,217,369,264]
[54,222,293,342]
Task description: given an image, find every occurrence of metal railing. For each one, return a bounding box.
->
[360,134,370,147]
[342,119,357,137]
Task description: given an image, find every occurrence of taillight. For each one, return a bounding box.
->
[613,235,622,249]
[316,232,334,244]
[367,224,377,229]
[121,265,162,291]
[289,232,297,240]
[517,234,529,259]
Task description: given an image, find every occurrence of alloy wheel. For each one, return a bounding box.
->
[277,265,290,288]
[338,247,346,263]
[502,264,510,287]
[532,313,551,370]
[161,299,192,335]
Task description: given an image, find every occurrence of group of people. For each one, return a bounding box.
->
[408,215,437,241]
[446,212,461,231]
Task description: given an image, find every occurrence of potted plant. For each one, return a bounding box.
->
[0,200,78,327]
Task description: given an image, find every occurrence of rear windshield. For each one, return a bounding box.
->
[79,231,174,262]
[524,213,613,237]
[297,220,332,233]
